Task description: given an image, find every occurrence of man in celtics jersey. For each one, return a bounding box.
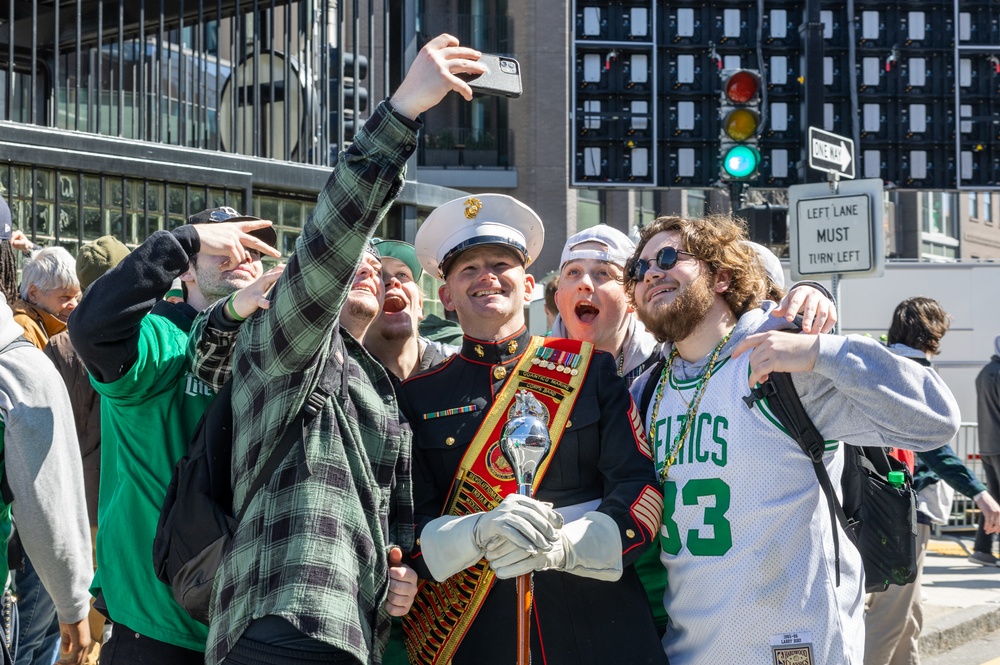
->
[624,214,961,665]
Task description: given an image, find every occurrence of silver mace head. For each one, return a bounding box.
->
[499,390,553,495]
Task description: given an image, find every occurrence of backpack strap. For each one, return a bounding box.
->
[0,337,35,355]
[234,334,347,521]
[743,370,853,586]
[639,357,667,421]
[856,444,895,478]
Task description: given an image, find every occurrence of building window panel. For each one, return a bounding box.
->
[920,191,957,238]
[686,190,707,218]
[635,190,656,229]
[577,189,604,231]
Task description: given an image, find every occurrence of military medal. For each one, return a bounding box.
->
[531,346,582,375]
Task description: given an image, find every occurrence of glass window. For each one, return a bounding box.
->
[168,185,186,215]
[686,190,707,218]
[31,169,54,202]
[209,188,228,210]
[635,190,656,229]
[969,191,979,219]
[281,200,304,226]
[83,209,103,238]
[984,193,993,223]
[253,194,315,261]
[59,202,79,240]
[258,198,281,225]
[1,162,337,259]
[577,189,604,231]
[919,192,956,238]
[231,190,247,211]
[921,240,957,259]
[188,188,208,217]
[83,176,102,206]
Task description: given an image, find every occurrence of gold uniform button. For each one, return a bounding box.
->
[493,365,507,380]
[626,529,636,539]
[566,420,572,429]
[445,437,456,446]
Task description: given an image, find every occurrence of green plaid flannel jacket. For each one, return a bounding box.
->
[198,102,417,665]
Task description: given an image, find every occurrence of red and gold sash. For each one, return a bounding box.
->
[403,336,593,665]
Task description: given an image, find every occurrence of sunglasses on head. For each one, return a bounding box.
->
[626,247,697,281]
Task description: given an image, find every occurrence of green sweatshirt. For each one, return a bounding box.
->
[90,312,213,650]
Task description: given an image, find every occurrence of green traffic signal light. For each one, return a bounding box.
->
[723,145,760,179]
[718,68,762,182]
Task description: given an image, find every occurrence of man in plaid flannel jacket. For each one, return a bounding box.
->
[187,35,488,665]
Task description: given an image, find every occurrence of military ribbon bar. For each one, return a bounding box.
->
[422,404,478,420]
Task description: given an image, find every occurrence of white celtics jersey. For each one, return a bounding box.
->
[647,351,865,665]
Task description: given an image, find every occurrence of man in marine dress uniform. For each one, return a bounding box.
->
[399,194,668,665]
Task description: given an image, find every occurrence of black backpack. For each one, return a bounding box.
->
[639,358,918,595]
[152,337,347,624]
[742,371,918,593]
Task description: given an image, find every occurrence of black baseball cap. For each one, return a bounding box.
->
[186,206,278,249]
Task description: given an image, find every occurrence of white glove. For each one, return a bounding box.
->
[485,511,623,582]
[419,494,564,582]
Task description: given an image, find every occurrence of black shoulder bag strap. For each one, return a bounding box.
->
[639,357,667,421]
[743,370,854,585]
[233,335,348,522]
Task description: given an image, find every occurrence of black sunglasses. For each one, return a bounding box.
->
[626,247,697,281]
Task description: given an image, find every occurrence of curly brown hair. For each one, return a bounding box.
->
[623,214,767,318]
[887,296,950,356]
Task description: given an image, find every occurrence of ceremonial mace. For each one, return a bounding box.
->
[498,390,554,665]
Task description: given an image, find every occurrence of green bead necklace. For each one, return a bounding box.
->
[651,328,735,484]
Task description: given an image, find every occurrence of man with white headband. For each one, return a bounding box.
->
[552,226,838,387]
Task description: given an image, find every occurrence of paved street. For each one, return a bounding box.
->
[920,538,1000,663]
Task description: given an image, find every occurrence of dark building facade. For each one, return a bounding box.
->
[0,2,475,273]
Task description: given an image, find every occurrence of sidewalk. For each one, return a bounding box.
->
[919,537,1000,656]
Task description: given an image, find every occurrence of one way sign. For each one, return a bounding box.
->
[808,127,855,180]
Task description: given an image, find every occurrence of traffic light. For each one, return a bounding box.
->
[330,49,369,143]
[342,52,368,140]
[719,69,762,182]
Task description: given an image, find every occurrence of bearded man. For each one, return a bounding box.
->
[625,214,961,665]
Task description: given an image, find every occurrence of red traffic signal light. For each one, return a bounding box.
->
[724,70,759,104]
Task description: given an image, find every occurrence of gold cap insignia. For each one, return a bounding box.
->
[464,197,483,219]
[474,344,485,358]
[508,340,518,355]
